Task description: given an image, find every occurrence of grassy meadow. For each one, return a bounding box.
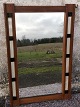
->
[17,43,63,88]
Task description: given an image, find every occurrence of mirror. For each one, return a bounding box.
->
[15,13,64,98]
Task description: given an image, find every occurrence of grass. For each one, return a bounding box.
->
[17,43,63,87]
[18,66,62,75]
[17,43,63,53]
[18,51,62,62]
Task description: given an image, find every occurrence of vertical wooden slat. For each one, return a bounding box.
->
[62,7,68,95]
[62,4,75,97]
[4,4,13,107]
[12,4,19,105]
[65,4,75,95]
[68,4,75,94]
[4,4,19,106]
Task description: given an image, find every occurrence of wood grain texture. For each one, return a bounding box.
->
[4,4,75,106]
[15,6,66,12]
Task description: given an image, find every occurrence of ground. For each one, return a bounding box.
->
[4,93,80,107]
[17,43,62,88]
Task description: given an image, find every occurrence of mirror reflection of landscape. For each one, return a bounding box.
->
[15,13,64,98]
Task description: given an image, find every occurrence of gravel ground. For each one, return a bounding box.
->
[5,93,80,107]
[4,83,80,107]
[18,93,80,107]
[0,97,5,107]
[19,83,62,98]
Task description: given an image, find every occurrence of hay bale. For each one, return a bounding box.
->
[46,50,55,54]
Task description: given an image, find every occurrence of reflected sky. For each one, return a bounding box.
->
[15,13,64,40]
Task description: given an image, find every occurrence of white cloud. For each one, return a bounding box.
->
[15,13,64,40]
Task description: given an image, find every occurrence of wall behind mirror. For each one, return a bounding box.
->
[15,13,64,98]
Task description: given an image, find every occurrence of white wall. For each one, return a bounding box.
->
[0,0,80,95]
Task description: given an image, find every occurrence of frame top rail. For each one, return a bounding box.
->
[15,6,66,12]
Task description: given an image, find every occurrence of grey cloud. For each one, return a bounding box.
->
[15,13,64,40]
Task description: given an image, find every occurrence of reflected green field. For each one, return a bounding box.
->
[17,43,63,87]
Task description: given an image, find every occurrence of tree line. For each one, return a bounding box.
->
[17,36,63,47]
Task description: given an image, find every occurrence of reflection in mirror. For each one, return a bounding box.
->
[66,58,69,73]
[11,62,15,78]
[15,13,64,98]
[12,82,16,97]
[8,18,13,36]
[66,38,70,54]
[65,76,69,90]
[10,41,14,58]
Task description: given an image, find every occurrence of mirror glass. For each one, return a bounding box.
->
[15,13,64,98]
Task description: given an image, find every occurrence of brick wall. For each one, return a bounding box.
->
[0,0,80,96]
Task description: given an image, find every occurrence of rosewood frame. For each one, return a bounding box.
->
[4,4,75,107]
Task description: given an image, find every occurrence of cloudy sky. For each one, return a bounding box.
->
[15,13,64,40]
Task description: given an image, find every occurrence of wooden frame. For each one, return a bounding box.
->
[4,4,75,107]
